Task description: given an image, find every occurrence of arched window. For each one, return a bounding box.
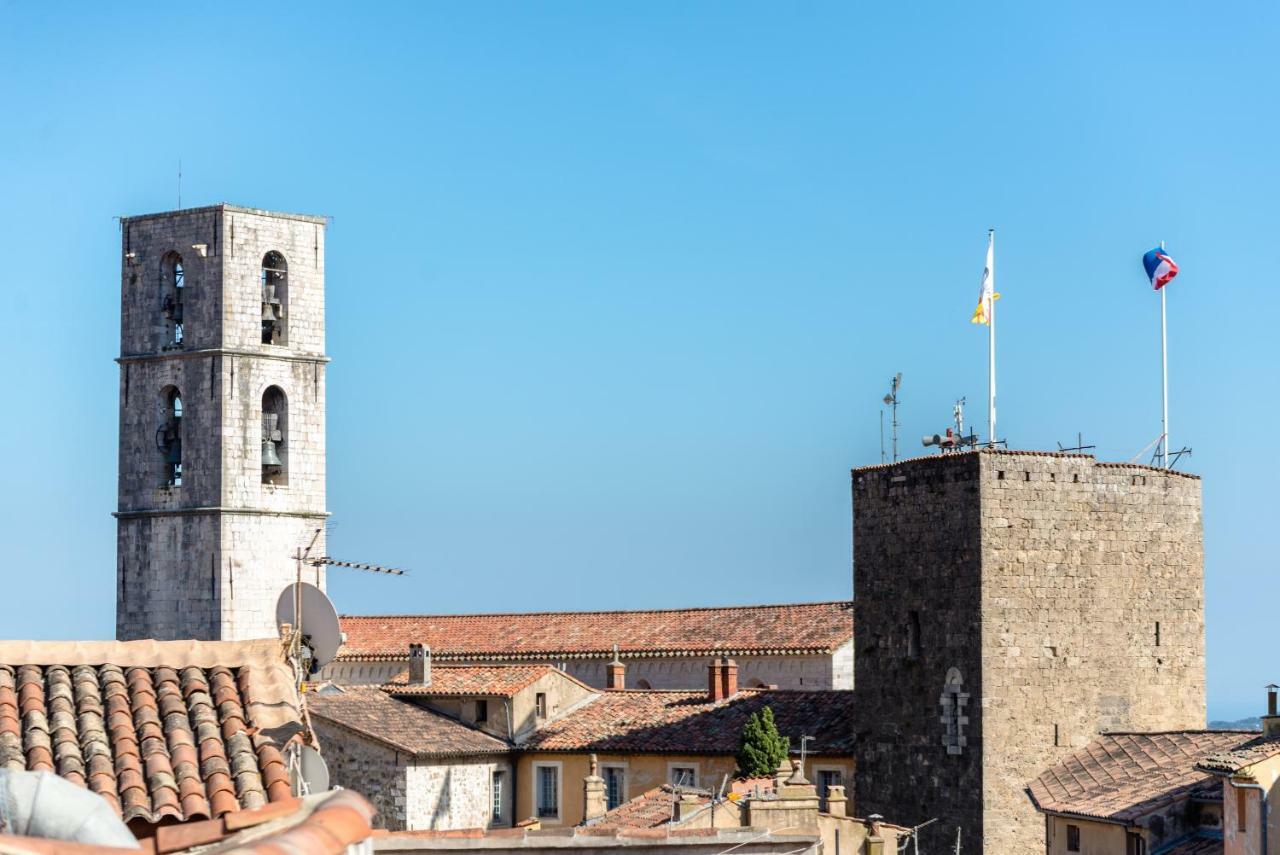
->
[261,252,288,345]
[157,387,183,486]
[744,678,767,689]
[633,679,653,690]
[262,386,288,485]
[161,253,185,347]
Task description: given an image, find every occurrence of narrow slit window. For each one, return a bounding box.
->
[161,253,185,347]
[906,611,921,659]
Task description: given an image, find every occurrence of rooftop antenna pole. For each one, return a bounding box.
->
[884,373,902,462]
[1159,239,1169,468]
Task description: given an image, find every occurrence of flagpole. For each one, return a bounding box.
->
[1160,241,1169,468]
[988,229,997,447]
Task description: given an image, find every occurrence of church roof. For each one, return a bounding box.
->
[335,601,853,662]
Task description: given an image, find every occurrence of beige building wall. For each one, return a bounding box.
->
[514,752,853,827]
[1044,816,1128,855]
[1223,753,1280,855]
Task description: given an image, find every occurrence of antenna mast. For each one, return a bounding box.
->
[883,373,902,462]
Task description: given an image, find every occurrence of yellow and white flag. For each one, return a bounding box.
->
[971,231,999,325]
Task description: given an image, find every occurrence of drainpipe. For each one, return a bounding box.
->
[1229,777,1268,855]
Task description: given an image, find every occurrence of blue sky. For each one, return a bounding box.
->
[0,3,1275,719]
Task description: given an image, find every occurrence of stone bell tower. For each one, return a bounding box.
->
[115,204,328,641]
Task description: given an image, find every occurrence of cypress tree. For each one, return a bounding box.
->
[736,706,790,778]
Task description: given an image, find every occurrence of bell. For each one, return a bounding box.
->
[162,436,181,466]
[262,303,279,322]
[262,438,283,468]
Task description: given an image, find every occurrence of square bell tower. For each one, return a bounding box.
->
[115,204,329,641]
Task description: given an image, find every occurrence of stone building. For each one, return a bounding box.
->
[115,204,329,641]
[325,601,854,690]
[851,449,1206,853]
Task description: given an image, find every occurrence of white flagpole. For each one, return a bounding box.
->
[1160,240,1169,467]
[988,230,997,447]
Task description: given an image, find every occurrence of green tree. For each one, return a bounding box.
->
[736,706,790,778]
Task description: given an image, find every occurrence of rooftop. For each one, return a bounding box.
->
[521,689,856,755]
[306,685,511,757]
[1028,731,1258,824]
[852,447,1201,479]
[382,664,592,698]
[1197,733,1280,775]
[0,639,302,828]
[336,601,853,662]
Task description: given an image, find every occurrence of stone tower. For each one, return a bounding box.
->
[115,205,328,641]
[852,450,1204,854]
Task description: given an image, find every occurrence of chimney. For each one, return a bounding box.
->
[824,784,848,817]
[408,643,431,687]
[1264,684,1280,737]
[708,657,739,702]
[606,645,625,691]
[583,754,607,821]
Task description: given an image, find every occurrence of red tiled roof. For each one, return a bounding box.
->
[1028,731,1256,823]
[336,601,853,662]
[521,689,855,755]
[1162,836,1223,855]
[589,785,690,830]
[1197,734,1280,775]
[0,640,302,828]
[381,664,590,698]
[306,686,510,756]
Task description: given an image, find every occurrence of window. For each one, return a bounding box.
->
[1155,622,1161,647]
[1238,787,1248,832]
[261,386,287,485]
[634,679,653,690]
[940,667,969,755]
[1066,824,1080,852]
[535,693,547,718]
[817,769,844,812]
[1126,831,1146,855]
[475,699,488,722]
[161,252,185,347]
[491,770,504,823]
[535,764,559,818]
[603,767,626,810]
[906,611,921,659]
[669,765,697,788]
[157,387,183,486]
[261,251,288,345]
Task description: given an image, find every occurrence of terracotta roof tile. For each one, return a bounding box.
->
[1197,733,1280,775]
[0,640,304,828]
[336,601,853,662]
[1162,835,1223,855]
[1028,731,1256,823]
[521,689,856,754]
[382,664,588,698]
[589,785,689,830]
[306,686,511,757]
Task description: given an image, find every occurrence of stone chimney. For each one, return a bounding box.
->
[675,792,704,821]
[707,657,738,702]
[1264,684,1280,738]
[408,643,431,687]
[825,784,848,817]
[606,645,625,691]
[583,754,607,821]
[866,814,886,855]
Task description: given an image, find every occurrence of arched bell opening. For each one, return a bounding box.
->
[262,386,288,485]
[261,252,288,345]
[157,386,183,487]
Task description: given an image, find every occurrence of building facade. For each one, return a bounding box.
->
[115,205,328,641]
[325,602,854,691]
[852,450,1206,853]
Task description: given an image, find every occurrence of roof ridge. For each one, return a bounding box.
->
[338,600,852,620]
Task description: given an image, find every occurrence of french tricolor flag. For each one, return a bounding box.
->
[1142,247,1179,290]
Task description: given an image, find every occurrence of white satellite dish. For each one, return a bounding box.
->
[276,582,342,672]
[287,743,330,796]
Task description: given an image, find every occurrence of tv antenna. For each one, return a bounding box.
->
[1057,433,1095,454]
[883,373,903,462]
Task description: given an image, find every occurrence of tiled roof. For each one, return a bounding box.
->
[0,640,302,828]
[336,601,853,662]
[1197,733,1280,774]
[521,689,856,754]
[1028,731,1257,823]
[1161,835,1223,855]
[381,664,589,698]
[306,686,510,757]
[0,789,375,855]
[588,785,687,830]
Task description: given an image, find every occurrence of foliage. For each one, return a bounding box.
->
[736,706,790,778]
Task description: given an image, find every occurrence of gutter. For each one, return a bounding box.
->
[1229,777,1267,855]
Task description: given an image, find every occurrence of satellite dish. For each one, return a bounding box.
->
[276,582,342,672]
[287,743,330,796]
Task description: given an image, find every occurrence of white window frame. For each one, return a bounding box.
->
[667,762,699,788]
[490,768,506,825]
[533,761,563,823]
[601,762,629,810]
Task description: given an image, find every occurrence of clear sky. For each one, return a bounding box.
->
[0,3,1275,719]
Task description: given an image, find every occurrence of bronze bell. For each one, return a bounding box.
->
[262,438,283,468]
[262,414,284,467]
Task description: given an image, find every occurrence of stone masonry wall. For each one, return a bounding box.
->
[406,757,511,831]
[117,205,328,641]
[976,452,1204,854]
[851,450,1205,855]
[311,718,408,830]
[852,453,985,850]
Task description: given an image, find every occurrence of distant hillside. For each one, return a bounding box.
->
[1209,716,1261,731]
